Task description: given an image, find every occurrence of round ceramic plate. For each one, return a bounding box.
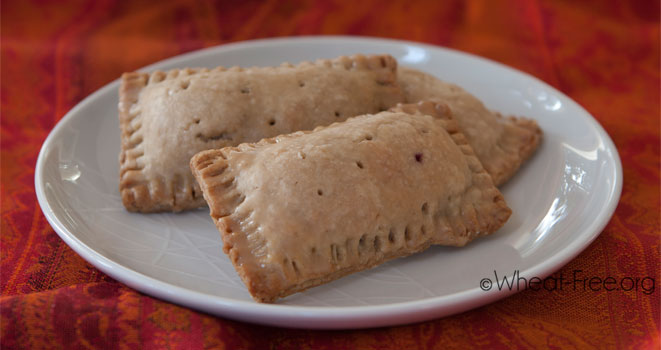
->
[35,36,622,329]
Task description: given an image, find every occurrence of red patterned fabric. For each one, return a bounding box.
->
[1,1,659,348]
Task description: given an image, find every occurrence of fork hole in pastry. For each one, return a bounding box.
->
[330,244,343,262]
[240,87,250,94]
[373,236,382,252]
[364,135,373,141]
[415,153,423,163]
[388,230,395,243]
[298,81,305,87]
[317,189,323,196]
[421,202,429,214]
[420,225,427,236]
[404,227,411,241]
[268,119,276,126]
[356,161,364,169]
[310,247,316,254]
[378,105,387,112]
[291,260,300,274]
[358,234,366,250]
[334,111,340,118]
[193,118,200,124]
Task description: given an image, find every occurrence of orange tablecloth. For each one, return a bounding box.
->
[2,1,659,348]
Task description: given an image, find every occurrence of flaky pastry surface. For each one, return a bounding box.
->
[191,102,511,302]
[119,55,404,212]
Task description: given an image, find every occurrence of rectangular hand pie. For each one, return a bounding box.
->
[119,55,405,212]
[190,102,512,303]
[398,67,542,186]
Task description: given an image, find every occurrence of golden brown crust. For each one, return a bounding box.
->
[118,55,405,212]
[118,72,166,211]
[398,67,542,186]
[191,102,511,303]
[488,114,543,185]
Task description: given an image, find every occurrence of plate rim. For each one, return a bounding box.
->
[34,35,623,329]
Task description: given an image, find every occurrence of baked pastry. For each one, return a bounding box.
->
[190,102,512,303]
[119,55,405,212]
[398,67,542,186]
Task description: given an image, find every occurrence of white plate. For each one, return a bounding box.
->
[35,36,622,329]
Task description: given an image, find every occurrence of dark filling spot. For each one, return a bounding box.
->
[334,111,340,117]
[317,189,323,196]
[268,119,276,126]
[415,153,423,163]
[356,161,364,169]
[196,132,232,142]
